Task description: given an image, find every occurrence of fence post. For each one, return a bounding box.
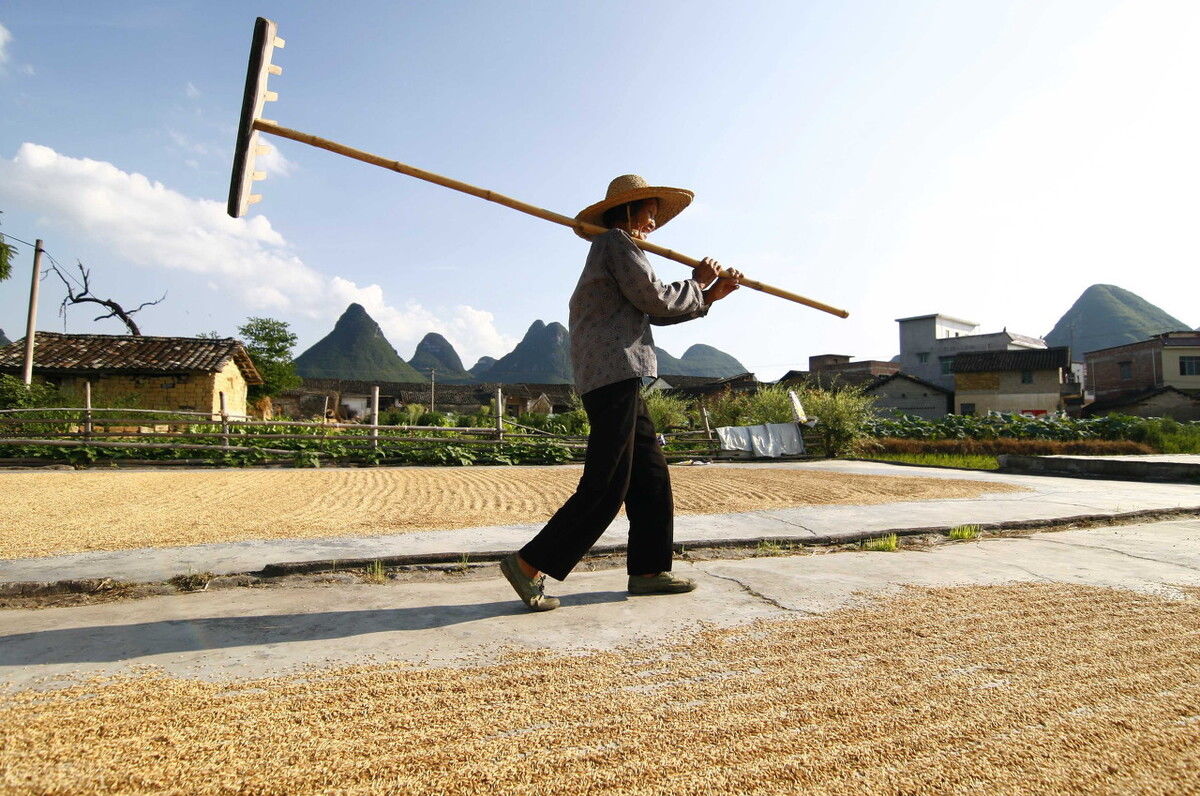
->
[219,391,230,448]
[701,406,713,440]
[495,386,504,441]
[371,385,380,449]
[83,381,93,440]
[21,240,44,386]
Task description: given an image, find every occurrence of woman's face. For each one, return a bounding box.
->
[627,199,658,239]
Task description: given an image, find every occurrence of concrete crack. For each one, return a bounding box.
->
[1031,537,1200,572]
[757,513,817,533]
[695,567,818,615]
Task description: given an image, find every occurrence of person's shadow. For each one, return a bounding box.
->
[0,591,628,667]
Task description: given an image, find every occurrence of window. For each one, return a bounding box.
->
[939,356,954,375]
[1021,370,1033,384]
[960,403,976,416]
[916,352,930,364]
[1118,361,1133,380]
[1181,356,1200,376]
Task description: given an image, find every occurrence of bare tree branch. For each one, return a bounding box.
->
[50,260,166,336]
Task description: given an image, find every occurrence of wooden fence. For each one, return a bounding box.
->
[0,387,721,463]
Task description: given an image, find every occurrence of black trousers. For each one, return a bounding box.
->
[520,378,674,581]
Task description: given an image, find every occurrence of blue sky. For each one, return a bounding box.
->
[1,1,1196,378]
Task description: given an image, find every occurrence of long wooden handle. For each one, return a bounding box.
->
[254,119,849,318]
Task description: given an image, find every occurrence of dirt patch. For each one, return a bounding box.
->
[0,466,1023,559]
[2,582,1197,793]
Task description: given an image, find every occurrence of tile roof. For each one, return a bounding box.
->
[952,346,1070,373]
[0,332,263,384]
[1082,386,1200,415]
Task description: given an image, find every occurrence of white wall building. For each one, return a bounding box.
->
[895,313,1047,390]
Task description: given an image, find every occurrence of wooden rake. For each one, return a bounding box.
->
[227,17,849,319]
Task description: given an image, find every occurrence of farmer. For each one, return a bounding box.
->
[500,174,741,611]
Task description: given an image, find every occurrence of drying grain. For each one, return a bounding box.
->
[0,467,1022,559]
[1,583,1197,794]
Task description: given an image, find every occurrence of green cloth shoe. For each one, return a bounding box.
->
[500,553,560,612]
[628,572,697,595]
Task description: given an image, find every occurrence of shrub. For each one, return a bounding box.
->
[801,386,877,457]
[697,385,796,428]
[642,390,691,432]
[0,374,59,410]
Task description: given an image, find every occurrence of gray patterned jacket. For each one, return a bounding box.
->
[569,228,709,396]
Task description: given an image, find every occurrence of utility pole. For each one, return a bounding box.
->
[429,368,436,413]
[21,240,44,386]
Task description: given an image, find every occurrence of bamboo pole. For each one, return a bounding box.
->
[251,120,849,319]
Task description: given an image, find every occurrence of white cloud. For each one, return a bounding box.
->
[19,63,33,76]
[255,141,296,178]
[0,23,10,64]
[185,81,200,99]
[167,128,212,157]
[0,143,515,363]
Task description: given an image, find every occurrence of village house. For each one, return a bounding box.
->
[0,332,263,418]
[656,372,760,401]
[1084,331,1200,421]
[951,346,1072,417]
[895,313,1047,391]
[779,358,951,420]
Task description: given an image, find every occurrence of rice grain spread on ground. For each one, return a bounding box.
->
[0,467,1024,559]
[1,582,1197,794]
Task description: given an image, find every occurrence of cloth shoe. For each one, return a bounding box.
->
[628,572,697,595]
[500,553,560,611]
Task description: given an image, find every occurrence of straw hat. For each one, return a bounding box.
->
[574,174,693,239]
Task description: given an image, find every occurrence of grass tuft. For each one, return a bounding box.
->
[363,560,387,584]
[756,539,788,556]
[949,524,981,541]
[860,533,899,552]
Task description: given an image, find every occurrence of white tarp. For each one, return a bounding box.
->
[715,422,805,457]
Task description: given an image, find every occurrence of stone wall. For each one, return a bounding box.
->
[55,366,249,418]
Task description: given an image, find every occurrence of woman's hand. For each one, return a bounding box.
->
[692,257,723,285]
[703,268,742,304]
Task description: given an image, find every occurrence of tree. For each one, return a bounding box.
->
[50,260,165,335]
[0,212,16,282]
[237,317,301,399]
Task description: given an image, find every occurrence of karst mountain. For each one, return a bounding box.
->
[408,332,474,383]
[294,303,426,382]
[295,305,748,385]
[1045,285,1192,356]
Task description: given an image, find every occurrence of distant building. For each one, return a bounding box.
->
[658,372,759,401]
[779,368,951,419]
[895,313,1047,390]
[1084,332,1200,420]
[0,332,262,418]
[952,347,1072,417]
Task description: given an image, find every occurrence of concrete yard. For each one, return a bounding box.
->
[3,459,1198,584]
[2,460,1199,793]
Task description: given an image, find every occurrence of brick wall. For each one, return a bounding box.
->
[1086,340,1161,400]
